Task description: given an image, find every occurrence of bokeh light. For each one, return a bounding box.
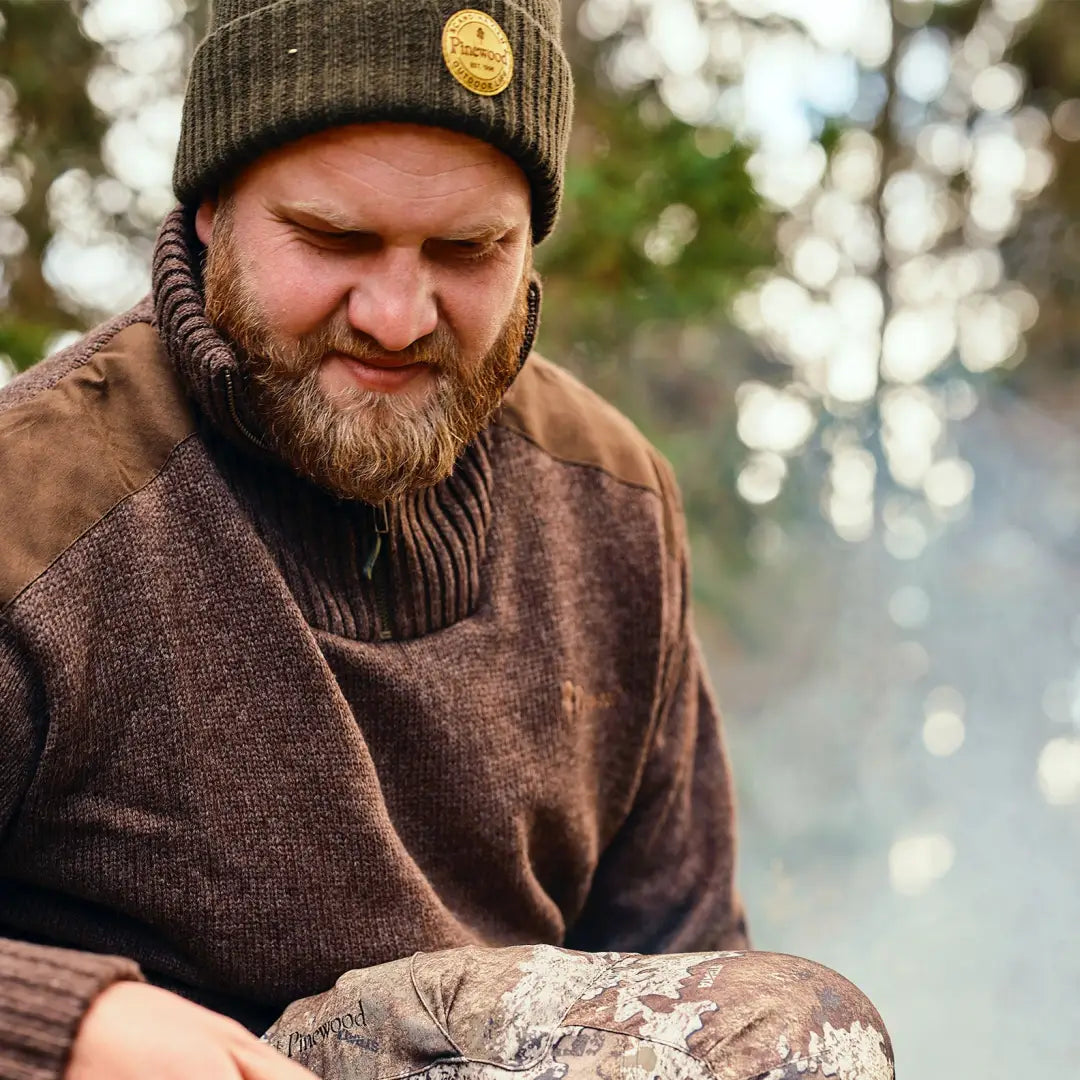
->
[1037,737,1080,806]
[889,834,956,895]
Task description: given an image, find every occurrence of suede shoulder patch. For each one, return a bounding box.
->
[495,357,662,495]
[0,321,196,608]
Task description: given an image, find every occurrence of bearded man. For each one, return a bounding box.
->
[0,3,894,1079]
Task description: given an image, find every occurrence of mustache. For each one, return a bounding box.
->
[234,316,464,385]
[299,319,459,371]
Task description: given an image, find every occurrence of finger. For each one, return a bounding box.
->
[233,1037,319,1080]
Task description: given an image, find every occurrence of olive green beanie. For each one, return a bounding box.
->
[173,1,574,241]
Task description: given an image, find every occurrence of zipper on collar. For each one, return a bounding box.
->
[363,502,393,641]
[222,369,272,452]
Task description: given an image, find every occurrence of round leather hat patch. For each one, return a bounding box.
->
[442,10,514,97]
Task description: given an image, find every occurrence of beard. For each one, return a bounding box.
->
[202,204,530,505]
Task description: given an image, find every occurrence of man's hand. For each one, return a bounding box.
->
[66,982,317,1080]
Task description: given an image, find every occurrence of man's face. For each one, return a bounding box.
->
[196,123,533,504]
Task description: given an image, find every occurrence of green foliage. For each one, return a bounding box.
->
[0,314,53,371]
[538,94,772,356]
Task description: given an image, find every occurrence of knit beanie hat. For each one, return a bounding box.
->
[173,1,574,241]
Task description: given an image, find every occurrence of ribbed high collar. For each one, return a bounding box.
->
[152,207,266,451]
[150,207,497,640]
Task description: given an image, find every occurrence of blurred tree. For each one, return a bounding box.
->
[0,0,105,367]
[572,0,1079,556]
[1002,0,1080,406]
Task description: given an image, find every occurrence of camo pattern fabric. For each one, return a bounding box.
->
[264,945,894,1080]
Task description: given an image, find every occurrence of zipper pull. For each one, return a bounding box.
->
[362,502,390,581]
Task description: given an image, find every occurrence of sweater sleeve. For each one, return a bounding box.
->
[565,456,750,956]
[0,623,145,1080]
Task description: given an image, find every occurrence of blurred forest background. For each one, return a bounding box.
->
[2,0,1079,1074]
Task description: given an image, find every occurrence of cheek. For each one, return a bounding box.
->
[246,242,349,337]
[440,264,523,359]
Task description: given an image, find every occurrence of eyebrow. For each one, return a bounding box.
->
[279,200,361,230]
[438,221,516,243]
[277,200,517,242]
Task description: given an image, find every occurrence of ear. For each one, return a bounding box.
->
[195,198,218,247]
[517,274,542,374]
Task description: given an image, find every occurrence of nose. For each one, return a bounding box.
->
[345,248,438,353]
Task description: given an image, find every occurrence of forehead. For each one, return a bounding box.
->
[233,123,531,234]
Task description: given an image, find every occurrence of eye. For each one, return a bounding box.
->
[457,241,493,260]
[298,225,379,253]
[301,224,351,242]
[429,237,500,262]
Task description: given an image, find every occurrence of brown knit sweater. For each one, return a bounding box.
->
[0,211,747,1079]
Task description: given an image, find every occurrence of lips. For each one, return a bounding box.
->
[327,352,433,395]
[352,356,423,369]
[338,353,425,370]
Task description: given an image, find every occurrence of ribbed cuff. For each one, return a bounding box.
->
[0,938,144,1080]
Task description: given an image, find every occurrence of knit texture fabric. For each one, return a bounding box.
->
[0,213,746,1077]
[173,0,574,240]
